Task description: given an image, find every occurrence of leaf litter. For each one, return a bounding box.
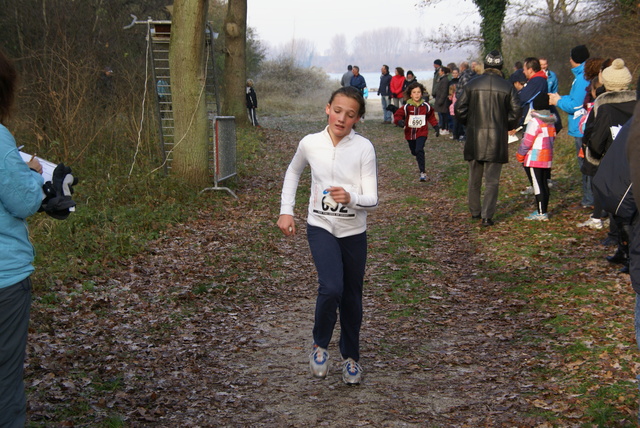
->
[25,113,639,426]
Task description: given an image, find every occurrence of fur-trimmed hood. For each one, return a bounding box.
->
[593,90,636,116]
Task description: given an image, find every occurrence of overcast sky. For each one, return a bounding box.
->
[247,0,479,54]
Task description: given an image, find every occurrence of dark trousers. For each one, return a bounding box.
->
[0,277,31,428]
[307,225,367,362]
[524,166,551,214]
[438,112,450,130]
[468,160,503,220]
[407,136,427,173]
[247,108,259,126]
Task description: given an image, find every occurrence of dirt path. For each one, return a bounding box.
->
[27,114,551,426]
[139,117,541,427]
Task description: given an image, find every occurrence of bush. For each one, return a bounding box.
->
[254,57,337,114]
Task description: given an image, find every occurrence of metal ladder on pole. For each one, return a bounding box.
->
[148,22,174,174]
[126,16,233,198]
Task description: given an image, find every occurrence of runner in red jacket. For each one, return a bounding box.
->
[393,81,440,182]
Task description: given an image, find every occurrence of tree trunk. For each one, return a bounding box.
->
[222,0,248,125]
[475,0,508,55]
[169,0,211,186]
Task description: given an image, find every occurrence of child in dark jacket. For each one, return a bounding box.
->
[246,79,259,127]
[393,82,440,182]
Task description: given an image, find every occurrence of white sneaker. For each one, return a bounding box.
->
[309,345,329,378]
[419,172,427,182]
[520,186,533,195]
[342,358,362,385]
[577,216,603,229]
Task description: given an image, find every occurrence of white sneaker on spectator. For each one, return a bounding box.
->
[577,216,603,229]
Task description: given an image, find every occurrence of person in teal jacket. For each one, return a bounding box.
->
[549,44,592,208]
[0,48,44,427]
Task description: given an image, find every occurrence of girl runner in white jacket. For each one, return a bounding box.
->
[277,86,378,385]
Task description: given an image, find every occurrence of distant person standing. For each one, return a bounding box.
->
[350,66,367,95]
[98,66,115,108]
[390,67,406,108]
[432,59,443,100]
[433,66,452,135]
[455,50,522,226]
[246,79,259,127]
[378,65,393,124]
[540,57,558,94]
[549,45,592,209]
[341,65,354,87]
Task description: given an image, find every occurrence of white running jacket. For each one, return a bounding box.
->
[280,127,378,238]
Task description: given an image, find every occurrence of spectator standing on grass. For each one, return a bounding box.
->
[246,79,259,127]
[432,59,443,99]
[277,86,378,386]
[433,66,451,135]
[378,65,393,124]
[454,61,477,141]
[404,71,417,91]
[393,81,440,182]
[549,45,592,209]
[623,98,640,424]
[350,66,367,95]
[0,47,45,428]
[579,60,636,275]
[390,67,406,108]
[540,57,558,94]
[449,68,460,138]
[341,65,353,87]
[455,50,522,227]
[516,93,557,221]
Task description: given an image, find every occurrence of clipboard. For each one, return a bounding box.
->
[19,151,57,182]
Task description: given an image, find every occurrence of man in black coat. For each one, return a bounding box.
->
[455,50,522,226]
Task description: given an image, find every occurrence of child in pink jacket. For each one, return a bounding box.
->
[517,96,557,221]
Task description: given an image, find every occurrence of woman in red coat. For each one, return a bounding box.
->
[393,82,440,181]
[389,67,406,108]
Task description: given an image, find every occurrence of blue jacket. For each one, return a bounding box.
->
[0,124,44,288]
[350,74,367,93]
[556,63,589,137]
[547,70,558,93]
[378,73,392,96]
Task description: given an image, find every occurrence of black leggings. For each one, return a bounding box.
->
[524,166,551,214]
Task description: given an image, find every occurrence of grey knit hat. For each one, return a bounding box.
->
[484,50,503,69]
[601,58,632,91]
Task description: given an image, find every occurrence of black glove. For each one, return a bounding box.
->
[434,125,440,137]
[39,163,78,220]
[397,120,405,128]
[386,104,398,113]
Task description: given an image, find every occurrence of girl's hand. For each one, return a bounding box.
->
[326,186,351,205]
[277,214,296,236]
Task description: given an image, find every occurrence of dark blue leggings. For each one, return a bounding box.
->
[307,224,367,361]
[407,136,427,173]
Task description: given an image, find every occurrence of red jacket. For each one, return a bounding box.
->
[394,101,439,140]
[390,75,406,99]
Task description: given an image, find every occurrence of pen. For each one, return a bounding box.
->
[17,145,24,150]
[30,153,36,162]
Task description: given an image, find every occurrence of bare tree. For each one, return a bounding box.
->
[169,0,211,185]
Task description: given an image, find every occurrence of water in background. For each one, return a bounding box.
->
[328,70,434,99]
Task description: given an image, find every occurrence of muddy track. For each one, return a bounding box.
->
[143,117,541,427]
[27,113,549,427]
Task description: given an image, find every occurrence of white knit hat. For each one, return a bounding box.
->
[601,58,632,91]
